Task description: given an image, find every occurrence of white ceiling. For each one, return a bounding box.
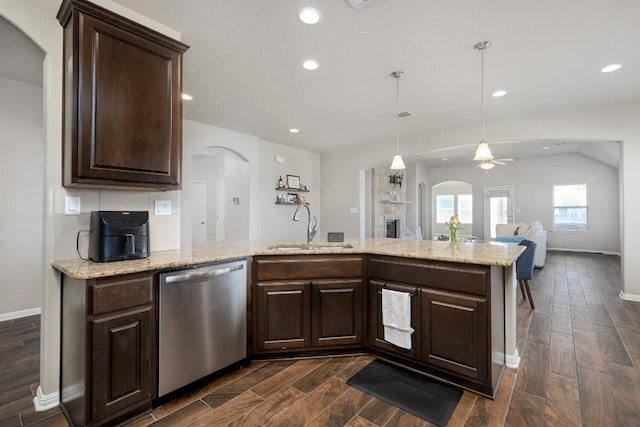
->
[2,1,635,167]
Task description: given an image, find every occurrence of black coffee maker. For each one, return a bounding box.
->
[88,211,150,262]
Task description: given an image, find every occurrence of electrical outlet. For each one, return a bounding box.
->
[154,200,172,216]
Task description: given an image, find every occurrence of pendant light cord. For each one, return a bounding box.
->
[396,74,400,152]
[481,46,485,142]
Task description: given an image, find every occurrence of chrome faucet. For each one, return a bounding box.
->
[292,203,318,244]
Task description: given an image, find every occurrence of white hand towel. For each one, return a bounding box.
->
[382,288,414,350]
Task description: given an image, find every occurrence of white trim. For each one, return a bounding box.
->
[547,248,621,257]
[33,385,59,412]
[0,307,41,322]
[506,349,520,369]
[619,290,640,302]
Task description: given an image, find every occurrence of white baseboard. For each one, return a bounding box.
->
[0,307,41,322]
[33,385,59,412]
[547,247,621,256]
[506,349,520,369]
[619,290,640,302]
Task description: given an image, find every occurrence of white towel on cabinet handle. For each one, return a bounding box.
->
[382,288,414,350]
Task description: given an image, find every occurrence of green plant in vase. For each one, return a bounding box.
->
[446,215,464,243]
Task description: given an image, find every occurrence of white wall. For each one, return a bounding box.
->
[321,100,640,298]
[427,153,620,253]
[0,76,44,317]
[182,119,322,244]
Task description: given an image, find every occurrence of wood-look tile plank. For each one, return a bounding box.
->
[446,391,477,427]
[504,389,545,427]
[26,413,70,427]
[305,386,372,427]
[527,312,551,345]
[151,362,268,420]
[616,325,640,356]
[602,300,635,327]
[344,415,378,427]
[267,377,349,426]
[573,329,606,372]
[593,325,633,367]
[549,331,577,378]
[552,291,570,309]
[581,288,602,304]
[382,409,428,427]
[290,356,355,394]
[251,358,328,398]
[151,400,210,427]
[550,306,572,335]
[568,289,588,307]
[570,305,593,332]
[515,341,549,397]
[201,361,294,409]
[621,300,640,329]
[543,372,581,426]
[605,362,640,426]
[227,386,304,427]
[577,367,617,427]
[335,355,375,381]
[464,368,516,427]
[357,396,398,426]
[189,390,264,426]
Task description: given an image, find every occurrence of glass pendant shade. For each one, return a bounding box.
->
[473,141,494,161]
[479,161,495,170]
[390,154,406,170]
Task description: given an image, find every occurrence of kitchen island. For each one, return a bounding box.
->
[53,238,524,426]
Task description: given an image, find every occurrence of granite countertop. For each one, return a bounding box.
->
[52,238,525,280]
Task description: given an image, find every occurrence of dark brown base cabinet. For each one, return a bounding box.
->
[253,255,364,353]
[60,272,155,427]
[367,256,504,398]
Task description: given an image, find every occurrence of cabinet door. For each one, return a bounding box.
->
[421,289,488,381]
[311,279,363,347]
[256,282,311,351]
[60,1,188,190]
[368,280,420,359]
[91,306,152,421]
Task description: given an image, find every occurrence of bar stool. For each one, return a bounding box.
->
[517,240,537,309]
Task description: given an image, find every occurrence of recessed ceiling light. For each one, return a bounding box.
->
[542,146,550,150]
[442,158,448,161]
[601,64,622,73]
[182,93,193,100]
[303,60,319,70]
[299,7,321,24]
[491,90,507,97]
[289,128,299,133]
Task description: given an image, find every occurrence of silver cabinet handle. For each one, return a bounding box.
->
[165,263,244,283]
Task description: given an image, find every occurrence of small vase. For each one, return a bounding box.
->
[450,229,458,243]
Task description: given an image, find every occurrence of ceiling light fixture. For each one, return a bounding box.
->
[601,63,622,73]
[390,70,406,170]
[289,128,299,133]
[303,60,319,70]
[181,93,193,100]
[473,41,494,163]
[479,161,495,170]
[298,7,321,24]
[491,90,507,97]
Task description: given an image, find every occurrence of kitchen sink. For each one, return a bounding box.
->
[268,243,354,250]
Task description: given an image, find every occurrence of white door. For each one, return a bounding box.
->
[484,186,514,239]
[192,180,207,243]
[216,179,226,241]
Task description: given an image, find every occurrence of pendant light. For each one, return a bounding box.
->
[473,41,494,162]
[390,70,406,170]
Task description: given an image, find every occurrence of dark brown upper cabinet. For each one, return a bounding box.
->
[57,0,189,191]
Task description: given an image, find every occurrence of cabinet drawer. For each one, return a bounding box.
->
[368,256,489,296]
[255,256,363,281]
[91,273,153,316]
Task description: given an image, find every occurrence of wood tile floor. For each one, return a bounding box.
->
[2,251,640,426]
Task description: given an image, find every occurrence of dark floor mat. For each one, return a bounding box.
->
[347,360,462,427]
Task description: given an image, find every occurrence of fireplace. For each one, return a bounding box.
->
[386,218,400,238]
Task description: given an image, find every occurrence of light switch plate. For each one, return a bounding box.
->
[154,200,172,216]
[350,207,358,214]
[64,196,81,215]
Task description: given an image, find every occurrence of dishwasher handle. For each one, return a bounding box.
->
[164,263,244,284]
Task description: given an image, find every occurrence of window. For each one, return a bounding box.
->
[436,194,472,223]
[553,184,587,231]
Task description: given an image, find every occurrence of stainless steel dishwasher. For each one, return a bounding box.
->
[158,259,247,397]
